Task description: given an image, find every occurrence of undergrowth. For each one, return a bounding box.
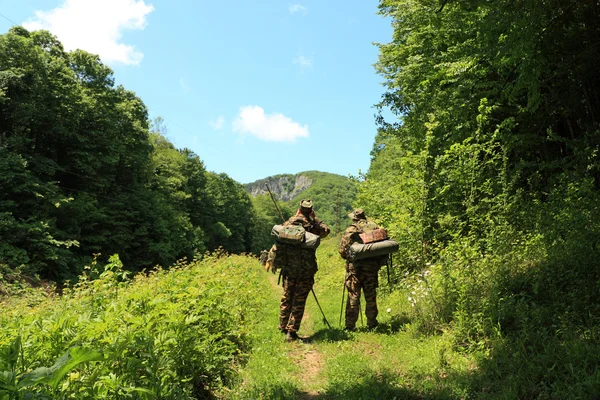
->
[0,251,270,399]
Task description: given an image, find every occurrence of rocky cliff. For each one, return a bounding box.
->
[245,173,314,201]
[246,170,358,234]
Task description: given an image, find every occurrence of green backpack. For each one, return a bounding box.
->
[277,224,306,244]
[271,243,310,281]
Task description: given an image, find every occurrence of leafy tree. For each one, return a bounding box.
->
[369,0,600,347]
[249,194,293,254]
[0,28,224,277]
[204,172,255,253]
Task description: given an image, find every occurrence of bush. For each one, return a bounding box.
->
[0,252,270,399]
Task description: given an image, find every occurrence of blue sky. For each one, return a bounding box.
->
[1,0,394,184]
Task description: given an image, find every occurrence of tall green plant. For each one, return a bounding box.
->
[370,0,600,346]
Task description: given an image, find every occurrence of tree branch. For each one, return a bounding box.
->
[436,0,449,13]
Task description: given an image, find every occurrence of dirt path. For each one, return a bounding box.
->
[267,273,327,398]
[290,345,325,399]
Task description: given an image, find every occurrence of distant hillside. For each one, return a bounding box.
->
[246,171,358,233]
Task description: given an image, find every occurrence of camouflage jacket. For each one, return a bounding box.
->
[284,211,330,239]
[259,250,268,265]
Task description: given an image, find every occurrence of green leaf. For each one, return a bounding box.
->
[0,370,17,391]
[18,347,104,390]
[129,387,156,398]
[0,336,21,371]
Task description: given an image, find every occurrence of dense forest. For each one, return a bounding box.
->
[357,0,600,395]
[0,27,260,280]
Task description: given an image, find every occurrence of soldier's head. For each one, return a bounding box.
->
[299,199,313,217]
[348,208,366,221]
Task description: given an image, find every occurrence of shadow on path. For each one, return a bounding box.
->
[304,328,351,343]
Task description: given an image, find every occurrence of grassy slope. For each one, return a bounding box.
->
[0,253,273,399]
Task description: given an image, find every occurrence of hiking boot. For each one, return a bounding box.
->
[344,326,356,332]
[367,321,379,330]
[285,331,299,342]
[277,326,287,334]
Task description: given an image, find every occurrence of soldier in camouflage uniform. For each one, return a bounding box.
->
[266,244,276,272]
[338,208,386,331]
[278,199,330,342]
[259,249,268,267]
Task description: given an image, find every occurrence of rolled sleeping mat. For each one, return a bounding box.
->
[271,224,321,250]
[302,230,321,249]
[347,239,399,261]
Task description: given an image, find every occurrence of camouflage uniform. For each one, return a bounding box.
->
[278,200,330,335]
[338,209,386,330]
[259,250,268,267]
[266,244,277,273]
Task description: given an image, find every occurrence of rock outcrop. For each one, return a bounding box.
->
[246,174,313,201]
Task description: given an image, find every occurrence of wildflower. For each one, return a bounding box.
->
[386,308,391,313]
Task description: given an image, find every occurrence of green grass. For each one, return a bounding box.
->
[4,237,599,399]
[223,271,300,400]
[230,236,600,399]
[227,236,478,399]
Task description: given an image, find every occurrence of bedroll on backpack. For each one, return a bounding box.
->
[347,239,399,262]
[271,224,321,249]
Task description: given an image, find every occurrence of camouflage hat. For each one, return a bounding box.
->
[348,208,366,220]
[300,199,313,209]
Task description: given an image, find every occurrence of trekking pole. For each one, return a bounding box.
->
[389,253,395,287]
[387,254,392,288]
[311,289,332,329]
[339,276,346,327]
[360,304,364,327]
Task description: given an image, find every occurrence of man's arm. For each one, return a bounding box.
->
[315,218,331,238]
[338,225,359,259]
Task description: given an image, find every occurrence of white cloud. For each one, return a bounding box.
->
[180,78,191,92]
[209,116,225,130]
[232,106,309,142]
[23,0,154,66]
[289,4,307,14]
[293,55,313,68]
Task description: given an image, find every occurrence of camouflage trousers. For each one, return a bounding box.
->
[278,276,314,333]
[345,264,379,329]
